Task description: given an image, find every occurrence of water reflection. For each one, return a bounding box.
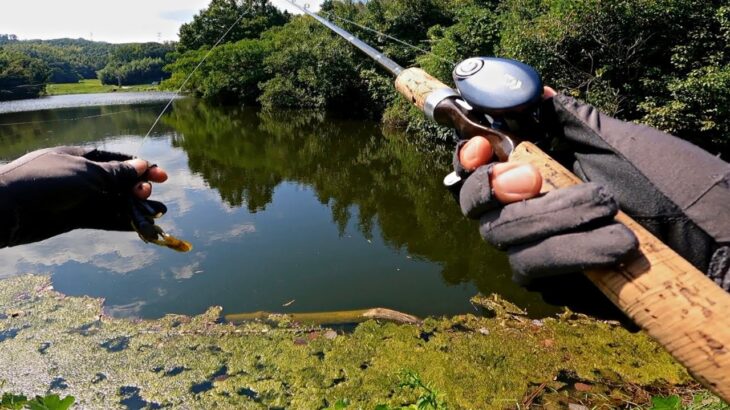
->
[0,99,559,318]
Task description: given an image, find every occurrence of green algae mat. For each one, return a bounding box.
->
[0,275,725,409]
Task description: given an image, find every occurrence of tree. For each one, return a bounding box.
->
[498,0,729,154]
[258,17,366,110]
[163,39,270,103]
[98,57,169,86]
[0,34,18,45]
[177,0,288,52]
[0,50,48,100]
[97,43,175,85]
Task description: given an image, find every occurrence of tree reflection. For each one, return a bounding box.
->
[0,103,173,161]
[165,99,558,315]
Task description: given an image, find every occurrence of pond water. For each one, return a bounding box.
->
[0,96,562,319]
[0,92,179,114]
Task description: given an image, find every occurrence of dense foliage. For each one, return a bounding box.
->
[177,0,289,52]
[0,37,176,94]
[498,0,730,153]
[97,43,175,86]
[0,49,48,100]
[1,38,116,81]
[165,0,729,155]
[163,40,270,103]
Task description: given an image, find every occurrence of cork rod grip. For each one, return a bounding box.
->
[395,67,451,110]
[510,142,730,401]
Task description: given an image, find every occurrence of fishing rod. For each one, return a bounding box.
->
[283,0,730,400]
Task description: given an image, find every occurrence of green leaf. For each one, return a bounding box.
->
[650,395,681,410]
[1,392,28,410]
[334,399,349,409]
[27,394,75,410]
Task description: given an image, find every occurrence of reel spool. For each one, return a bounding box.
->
[453,57,544,137]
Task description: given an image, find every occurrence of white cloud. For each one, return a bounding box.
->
[169,251,207,280]
[0,0,210,43]
[0,230,157,278]
[0,0,327,44]
[206,223,256,244]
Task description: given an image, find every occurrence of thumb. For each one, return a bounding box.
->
[125,159,150,177]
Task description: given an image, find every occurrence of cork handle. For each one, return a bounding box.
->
[510,142,730,401]
[395,67,451,110]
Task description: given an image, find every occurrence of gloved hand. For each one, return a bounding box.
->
[453,138,639,285]
[0,146,169,248]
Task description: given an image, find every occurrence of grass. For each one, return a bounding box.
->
[46,79,159,96]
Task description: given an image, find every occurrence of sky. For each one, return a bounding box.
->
[0,0,322,44]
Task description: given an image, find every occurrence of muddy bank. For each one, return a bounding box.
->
[0,275,720,409]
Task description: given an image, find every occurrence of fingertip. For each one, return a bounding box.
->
[133,182,152,199]
[127,159,149,177]
[458,136,493,171]
[491,163,543,204]
[147,166,169,183]
[543,86,557,100]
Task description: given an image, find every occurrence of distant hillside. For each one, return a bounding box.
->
[1,37,114,81]
[0,35,175,100]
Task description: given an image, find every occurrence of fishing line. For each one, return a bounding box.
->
[319,9,455,67]
[136,5,254,155]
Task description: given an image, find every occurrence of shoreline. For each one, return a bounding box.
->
[0,274,723,409]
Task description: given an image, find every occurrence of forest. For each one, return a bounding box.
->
[0,38,173,100]
[164,0,729,156]
[1,0,727,155]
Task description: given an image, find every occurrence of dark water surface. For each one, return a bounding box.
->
[0,97,560,319]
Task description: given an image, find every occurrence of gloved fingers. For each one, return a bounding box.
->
[454,137,493,177]
[95,160,140,192]
[129,198,164,242]
[81,198,167,236]
[508,222,638,284]
[126,159,168,183]
[81,148,135,163]
[139,200,167,218]
[48,146,135,163]
[133,182,153,199]
[459,164,499,219]
[479,183,619,248]
[143,164,168,183]
[458,162,543,219]
[93,159,167,193]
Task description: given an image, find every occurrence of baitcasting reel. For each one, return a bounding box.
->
[453,57,543,136]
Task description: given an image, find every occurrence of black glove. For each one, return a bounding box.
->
[454,93,730,291]
[0,146,166,247]
[541,94,730,290]
[454,153,638,285]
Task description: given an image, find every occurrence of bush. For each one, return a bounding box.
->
[98,57,168,86]
[498,0,729,152]
[163,39,270,103]
[164,0,729,154]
